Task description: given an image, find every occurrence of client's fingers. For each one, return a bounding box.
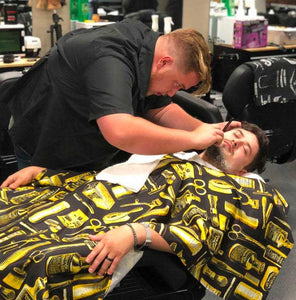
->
[214,128,224,146]
[1,175,16,188]
[86,234,104,264]
[106,256,120,275]
[97,254,116,276]
[86,240,105,273]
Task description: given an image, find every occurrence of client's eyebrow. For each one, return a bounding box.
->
[236,129,252,155]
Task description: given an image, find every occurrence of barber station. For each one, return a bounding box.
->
[0,1,295,300]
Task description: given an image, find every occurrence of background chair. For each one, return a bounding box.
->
[222,58,296,164]
[0,71,23,183]
[121,0,183,32]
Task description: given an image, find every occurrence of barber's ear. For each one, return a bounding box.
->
[157,56,174,69]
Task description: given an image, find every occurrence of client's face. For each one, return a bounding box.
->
[203,128,259,175]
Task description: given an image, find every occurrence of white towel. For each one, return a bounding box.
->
[96,152,216,192]
[107,249,143,295]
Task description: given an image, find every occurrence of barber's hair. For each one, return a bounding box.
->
[241,121,269,174]
[167,28,212,95]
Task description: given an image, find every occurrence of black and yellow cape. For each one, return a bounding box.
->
[0,155,293,299]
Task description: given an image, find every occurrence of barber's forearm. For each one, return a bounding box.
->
[97,114,205,154]
[146,103,204,131]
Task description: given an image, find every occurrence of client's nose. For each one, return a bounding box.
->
[233,139,243,148]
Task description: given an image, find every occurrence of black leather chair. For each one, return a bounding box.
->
[0,71,23,182]
[173,90,223,124]
[121,0,183,32]
[106,249,206,300]
[222,58,296,164]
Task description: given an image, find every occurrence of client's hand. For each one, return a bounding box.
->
[86,224,143,276]
[1,166,45,189]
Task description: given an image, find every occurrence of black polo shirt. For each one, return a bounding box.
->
[10,20,171,171]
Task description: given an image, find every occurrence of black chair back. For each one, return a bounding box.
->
[222,58,296,163]
[0,71,23,182]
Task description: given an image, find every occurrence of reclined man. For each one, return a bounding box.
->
[0,121,293,300]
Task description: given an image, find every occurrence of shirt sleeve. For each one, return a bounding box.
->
[144,95,172,111]
[84,56,135,121]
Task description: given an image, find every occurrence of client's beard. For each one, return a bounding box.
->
[203,145,228,172]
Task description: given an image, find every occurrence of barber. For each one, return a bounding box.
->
[9,19,239,172]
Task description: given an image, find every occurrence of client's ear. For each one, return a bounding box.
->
[238,169,247,176]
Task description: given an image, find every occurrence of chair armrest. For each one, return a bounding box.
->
[172,90,223,123]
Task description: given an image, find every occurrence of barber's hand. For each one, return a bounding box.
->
[0,166,45,189]
[192,123,224,149]
[219,120,241,132]
[86,225,135,276]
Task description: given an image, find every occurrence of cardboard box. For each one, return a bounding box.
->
[217,16,236,45]
[234,18,268,49]
[268,26,296,45]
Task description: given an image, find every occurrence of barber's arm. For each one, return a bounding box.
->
[146,102,204,130]
[86,223,172,276]
[97,111,224,154]
[147,103,241,132]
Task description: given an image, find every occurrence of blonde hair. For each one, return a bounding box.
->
[167,28,212,95]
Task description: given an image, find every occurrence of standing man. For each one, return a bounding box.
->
[9,19,236,172]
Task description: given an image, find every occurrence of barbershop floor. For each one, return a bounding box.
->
[204,160,296,300]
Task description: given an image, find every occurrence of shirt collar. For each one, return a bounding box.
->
[138,30,161,100]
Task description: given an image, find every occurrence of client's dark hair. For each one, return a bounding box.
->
[241,121,269,174]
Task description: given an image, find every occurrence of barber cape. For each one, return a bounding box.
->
[0,154,293,300]
[96,151,265,192]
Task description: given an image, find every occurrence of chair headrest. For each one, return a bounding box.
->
[246,57,296,106]
[222,60,296,164]
[222,63,254,118]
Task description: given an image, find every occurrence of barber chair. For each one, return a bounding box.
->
[0,71,22,182]
[121,0,182,32]
[123,8,157,29]
[106,249,205,300]
[222,58,296,164]
[173,90,223,123]
[121,0,158,30]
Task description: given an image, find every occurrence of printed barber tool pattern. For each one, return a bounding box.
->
[0,155,293,299]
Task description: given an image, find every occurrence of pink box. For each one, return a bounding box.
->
[234,18,268,49]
